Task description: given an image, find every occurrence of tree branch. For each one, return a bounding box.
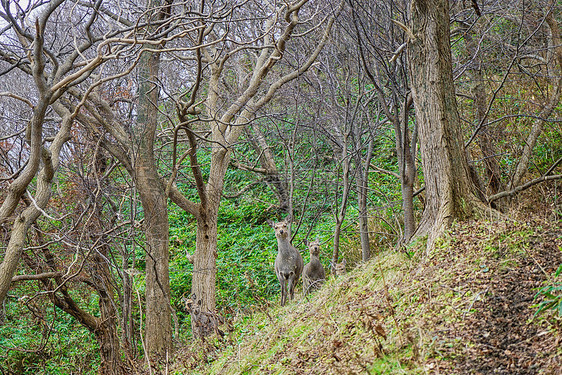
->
[11,272,62,283]
[489,174,562,203]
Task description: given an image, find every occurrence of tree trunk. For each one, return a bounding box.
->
[137,170,171,357]
[178,2,339,338]
[51,286,125,375]
[0,96,52,306]
[89,176,127,374]
[356,138,374,261]
[136,41,172,357]
[331,218,343,273]
[331,153,351,272]
[407,0,489,247]
[190,210,219,337]
[393,97,417,243]
[92,248,126,375]
[357,181,370,261]
[23,232,127,375]
[120,243,135,357]
[246,123,290,213]
[190,149,228,338]
[0,103,70,307]
[400,160,416,242]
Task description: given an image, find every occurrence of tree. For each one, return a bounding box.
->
[456,17,505,197]
[406,0,490,246]
[0,2,65,306]
[133,0,173,357]
[309,36,381,265]
[0,1,151,370]
[56,0,341,342]
[507,3,562,191]
[346,0,419,243]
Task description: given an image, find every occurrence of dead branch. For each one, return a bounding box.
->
[489,174,562,203]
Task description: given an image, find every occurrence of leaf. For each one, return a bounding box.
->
[555,264,562,277]
[374,324,387,340]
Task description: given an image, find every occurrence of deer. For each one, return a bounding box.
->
[303,239,325,295]
[268,219,303,306]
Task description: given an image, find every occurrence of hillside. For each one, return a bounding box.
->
[173,202,562,374]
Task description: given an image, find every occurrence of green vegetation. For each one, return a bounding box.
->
[0,298,99,374]
[534,263,562,317]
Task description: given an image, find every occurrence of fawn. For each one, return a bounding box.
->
[268,219,304,306]
[303,239,325,295]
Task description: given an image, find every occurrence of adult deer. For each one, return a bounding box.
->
[268,219,303,306]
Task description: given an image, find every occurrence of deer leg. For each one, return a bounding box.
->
[288,276,295,301]
[280,280,287,306]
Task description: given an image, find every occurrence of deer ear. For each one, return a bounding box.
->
[266,219,274,227]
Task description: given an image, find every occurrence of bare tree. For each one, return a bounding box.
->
[132,0,173,357]
[454,15,504,197]
[0,0,172,364]
[0,0,76,306]
[346,0,419,243]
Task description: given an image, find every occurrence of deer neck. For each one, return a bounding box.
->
[276,237,294,256]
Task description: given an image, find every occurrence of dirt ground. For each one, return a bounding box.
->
[427,219,562,374]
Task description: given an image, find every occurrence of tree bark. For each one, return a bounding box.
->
[190,208,219,337]
[91,246,126,375]
[407,0,489,247]
[356,136,374,261]
[189,145,228,337]
[136,45,172,357]
[0,24,54,304]
[0,106,69,306]
[393,96,417,243]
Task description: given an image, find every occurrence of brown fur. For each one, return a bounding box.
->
[303,240,325,295]
[268,219,304,306]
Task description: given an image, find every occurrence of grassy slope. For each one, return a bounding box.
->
[173,210,562,374]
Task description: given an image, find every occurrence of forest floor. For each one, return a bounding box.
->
[174,191,562,374]
[422,218,562,374]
